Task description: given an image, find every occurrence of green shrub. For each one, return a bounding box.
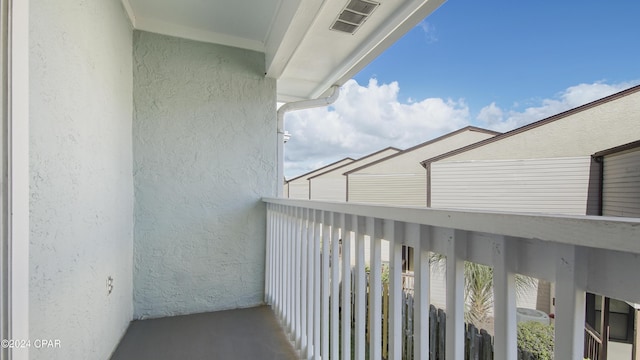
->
[517,321,554,360]
[365,264,390,284]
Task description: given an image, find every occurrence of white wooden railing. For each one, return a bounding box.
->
[263,197,640,360]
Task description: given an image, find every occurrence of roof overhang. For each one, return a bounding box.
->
[122,0,447,102]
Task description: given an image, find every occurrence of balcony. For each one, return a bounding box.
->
[11,2,640,360]
[262,197,640,360]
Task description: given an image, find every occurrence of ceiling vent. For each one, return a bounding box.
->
[330,0,380,35]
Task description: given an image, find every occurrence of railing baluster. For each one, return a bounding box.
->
[342,215,352,360]
[314,210,322,360]
[307,209,317,359]
[276,205,283,318]
[492,235,517,360]
[279,206,285,322]
[354,215,366,360]
[368,217,383,360]
[385,219,403,360]
[321,211,331,360]
[410,223,430,360]
[446,229,466,360]
[331,212,343,360]
[294,207,302,346]
[554,244,587,360]
[265,204,272,304]
[301,208,309,356]
[286,206,293,333]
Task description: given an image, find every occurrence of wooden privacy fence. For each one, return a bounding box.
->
[351,272,540,360]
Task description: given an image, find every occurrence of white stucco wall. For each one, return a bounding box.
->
[133,31,276,319]
[29,1,133,359]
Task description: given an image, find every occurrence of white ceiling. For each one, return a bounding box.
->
[122,0,446,102]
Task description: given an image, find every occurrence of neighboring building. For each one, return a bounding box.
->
[309,147,400,202]
[422,87,640,360]
[423,85,640,214]
[285,157,355,199]
[588,140,640,360]
[596,140,640,218]
[345,126,499,206]
[342,126,498,310]
[429,156,599,215]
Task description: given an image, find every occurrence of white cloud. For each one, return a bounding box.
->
[476,102,503,125]
[284,79,639,179]
[284,79,468,178]
[418,20,438,43]
[476,81,639,132]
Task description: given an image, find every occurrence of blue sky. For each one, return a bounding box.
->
[355,0,640,116]
[284,0,640,178]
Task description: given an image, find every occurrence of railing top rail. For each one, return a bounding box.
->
[262,197,640,255]
[584,323,603,344]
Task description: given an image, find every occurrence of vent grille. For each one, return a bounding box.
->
[339,10,366,25]
[346,0,378,15]
[330,0,380,34]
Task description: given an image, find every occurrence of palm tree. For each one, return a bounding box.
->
[430,254,538,328]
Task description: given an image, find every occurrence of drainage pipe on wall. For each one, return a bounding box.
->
[276,85,341,197]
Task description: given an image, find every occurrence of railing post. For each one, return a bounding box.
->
[554,244,587,360]
[368,217,383,360]
[492,235,517,360]
[385,219,404,360]
[446,229,466,360]
[410,223,431,360]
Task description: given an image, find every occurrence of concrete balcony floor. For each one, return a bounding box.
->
[110,305,298,360]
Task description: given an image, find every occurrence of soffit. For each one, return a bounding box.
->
[122,0,446,102]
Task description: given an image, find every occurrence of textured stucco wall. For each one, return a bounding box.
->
[133,31,276,319]
[29,1,133,359]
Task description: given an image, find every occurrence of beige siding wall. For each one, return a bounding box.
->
[286,158,354,199]
[444,90,640,161]
[360,130,496,174]
[349,174,426,206]
[310,176,346,202]
[431,157,593,215]
[310,148,399,201]
[288,181,309,199]
[347,129,495,206]
[603,147,640,217]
